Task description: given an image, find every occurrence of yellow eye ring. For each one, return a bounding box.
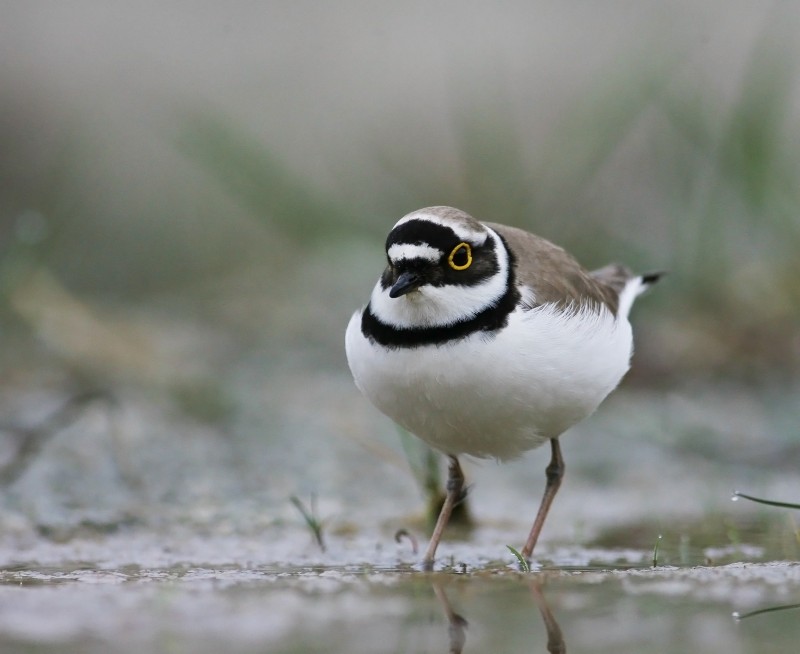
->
[447,242,472,271]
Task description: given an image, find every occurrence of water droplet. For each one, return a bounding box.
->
[731,611,741,621]
[731,495,739,502]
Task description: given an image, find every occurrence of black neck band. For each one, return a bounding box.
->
[361,235,519,349]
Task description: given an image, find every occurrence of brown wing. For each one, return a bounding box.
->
[486,223,630,316]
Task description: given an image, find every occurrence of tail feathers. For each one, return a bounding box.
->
[640,270,667,288]
[589,263,633,295]
[617,270,665,319]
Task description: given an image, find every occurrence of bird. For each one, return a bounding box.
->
[345,206,661,566]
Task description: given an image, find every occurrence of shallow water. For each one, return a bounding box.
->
[1,560,799,653]
[0,524,798,653]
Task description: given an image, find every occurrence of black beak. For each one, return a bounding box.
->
[389,271,422,298]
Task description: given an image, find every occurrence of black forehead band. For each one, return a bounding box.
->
[386,220,477,252]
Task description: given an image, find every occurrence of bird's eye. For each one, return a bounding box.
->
[447,242,472,270]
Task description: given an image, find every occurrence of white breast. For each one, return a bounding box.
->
[345,299,633,460]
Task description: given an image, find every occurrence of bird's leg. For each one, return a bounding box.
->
[423,455,465,568]
[521,438,565,561]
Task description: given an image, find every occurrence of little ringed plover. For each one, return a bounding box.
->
[345,206,661,565]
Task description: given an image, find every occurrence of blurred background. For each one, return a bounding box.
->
[0,2,798,554]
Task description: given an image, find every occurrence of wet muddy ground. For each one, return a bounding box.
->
[1,374,798,652]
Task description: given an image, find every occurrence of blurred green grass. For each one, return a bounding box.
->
[172,40,799,383]
[1,14,798,392]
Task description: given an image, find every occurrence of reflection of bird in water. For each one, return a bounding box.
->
[530,580,567,654]
[432,577,566,654]
[433,582,468,654]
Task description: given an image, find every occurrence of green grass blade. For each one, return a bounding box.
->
[506,545,530,573]
[733,491,800,510]
[652,534,663,567]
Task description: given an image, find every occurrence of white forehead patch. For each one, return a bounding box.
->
[387,243,442,263]
[394,211,488,245]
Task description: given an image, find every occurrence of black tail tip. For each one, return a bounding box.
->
[641,271,667,286]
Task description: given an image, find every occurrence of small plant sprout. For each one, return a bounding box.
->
[732,490,800,510]
[507,545,530,573]
[652,534,663,568]
[394,528,419,555]
[289,494,326,552]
